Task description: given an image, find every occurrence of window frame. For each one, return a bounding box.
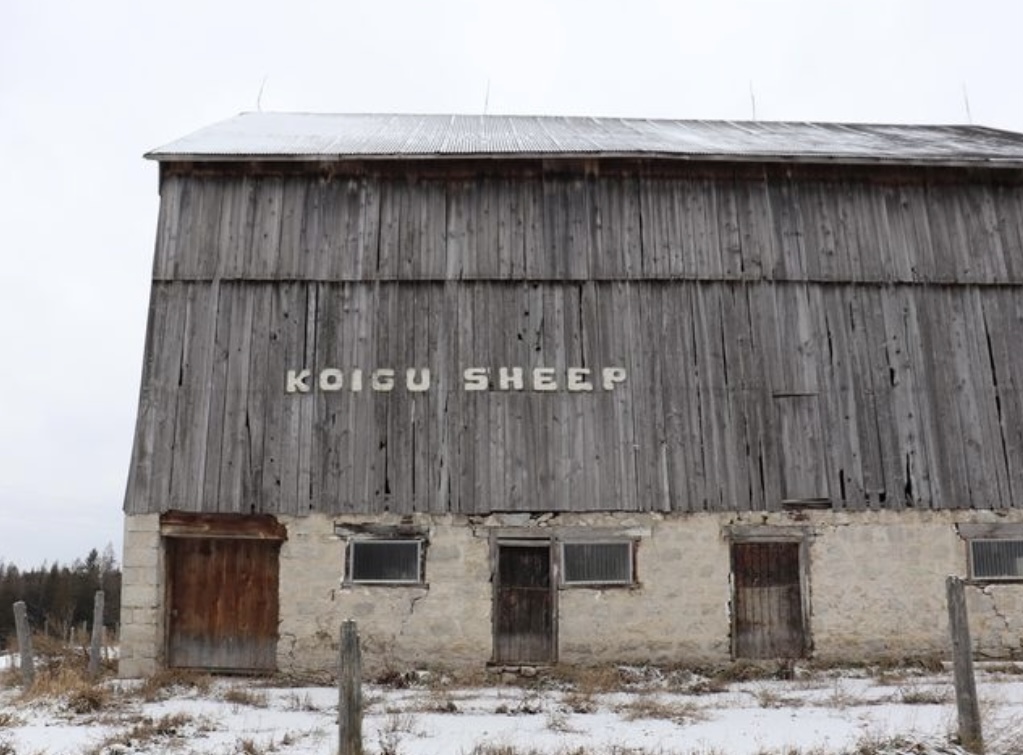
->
[957,523,1023,584]
[968,538,1023,582]
[558,539,636,587]
[345,537,425,586]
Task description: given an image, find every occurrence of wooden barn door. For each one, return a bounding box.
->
[166,537,280,672]
[494,543,556,664]
[731,541,806,659]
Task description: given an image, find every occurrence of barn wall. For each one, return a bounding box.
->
[276,514,494,676]
[125,280,1023,516]
[151,165,1023,285]
[118,508,1023,676]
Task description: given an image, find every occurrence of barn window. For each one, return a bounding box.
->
[347,539,423,584]
[970,539,1023,581]
[561,541,634,586]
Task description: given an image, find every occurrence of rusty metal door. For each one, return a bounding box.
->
[494,543,555,664]
[732,541,806,659]
[166,537,280,672]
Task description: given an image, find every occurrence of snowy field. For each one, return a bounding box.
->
[2,652,1022,754]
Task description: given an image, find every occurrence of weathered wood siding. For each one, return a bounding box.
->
[152,164,1023,285]
[125,162,1023,516]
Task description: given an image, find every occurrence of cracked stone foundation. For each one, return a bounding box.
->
[119,509,1023,677]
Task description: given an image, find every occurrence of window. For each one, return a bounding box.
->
[561,541,634,585]
[970,539,1023,581]
[347,539,423,584]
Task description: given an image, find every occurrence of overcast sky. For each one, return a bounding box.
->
[2,0,1022,570]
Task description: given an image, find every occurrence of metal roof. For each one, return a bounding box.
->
[146,112,1023,167]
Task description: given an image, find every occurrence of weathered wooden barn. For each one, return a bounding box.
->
[121,113,1023,676]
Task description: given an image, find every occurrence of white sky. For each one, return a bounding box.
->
[2,0,1022,570]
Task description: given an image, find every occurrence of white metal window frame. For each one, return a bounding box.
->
[559,540,635,587]
[968,538,1023,582]
[346,538,424,585]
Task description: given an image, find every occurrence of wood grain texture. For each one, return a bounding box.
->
[126,160,1023,517]
[152,165,1023,285]
[126,278,1023,516]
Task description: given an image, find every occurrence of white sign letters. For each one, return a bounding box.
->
[285,366,627,394]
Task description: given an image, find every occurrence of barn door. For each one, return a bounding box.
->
[166,537,280,672]
[494,543,556,664]
[731,541,806,659]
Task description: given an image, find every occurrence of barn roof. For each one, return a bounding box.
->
[147,112,1023,168]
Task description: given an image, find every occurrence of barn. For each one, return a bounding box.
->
[120,113,1023,677]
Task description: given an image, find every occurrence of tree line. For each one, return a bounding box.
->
[0,545,121,650]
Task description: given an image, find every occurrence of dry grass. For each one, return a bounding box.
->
[0,712,17,730]
[615,693,707,725]
[422,687,460,713]
[138,668,212,702]
[282,690,318,711]
[16,665,111,715]
[376,709,425,755]
[82,712,199,755]
[549,664,623,694]
[222,686,270,707]
[896,684,951,705]
[560,689,599,714]
[751,685,805,709]
[544,707,580,733]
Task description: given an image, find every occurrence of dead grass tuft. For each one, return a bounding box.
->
[377,709,424,755]
[66,683,110,714]
[616,693,706,725]
[139,668,212,701]
[679,676,729,695]
[544,707,579,733]
[236,737,270,755]
[710,660,788,684]
[83,712,199,755]
[897,684,951,705]
[222,686,269,707]
[282,690,318,711]
[549,664,623,694]
[17,664,111,715]
[423,688,460,713]
[752,685,805,709]
[560,689,599,714]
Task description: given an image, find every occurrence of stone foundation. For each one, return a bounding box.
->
[118,513,162,678]
[119,508,1023,677]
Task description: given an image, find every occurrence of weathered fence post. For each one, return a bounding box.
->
[947,576,983,753]
[338,620,363,755]
[88,590,105,679]
[13,601,35,688]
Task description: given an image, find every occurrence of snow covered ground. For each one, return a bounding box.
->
[2,653,1022,754]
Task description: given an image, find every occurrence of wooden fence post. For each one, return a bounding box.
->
[13,601,35,688]
[88,590,105,679]
[947,576,983,753]
[338,620,363,755]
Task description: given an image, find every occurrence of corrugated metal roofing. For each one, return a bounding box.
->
[146,112,1023,167]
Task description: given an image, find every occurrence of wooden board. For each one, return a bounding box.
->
[493,543,555,664]
[732,541,806,660]
[166,535,280,672]
[126,162,1023,518]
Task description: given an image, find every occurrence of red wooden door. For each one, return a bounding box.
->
[166,537,280,672]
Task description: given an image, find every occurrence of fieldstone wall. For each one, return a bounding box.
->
[120,508,1023,678]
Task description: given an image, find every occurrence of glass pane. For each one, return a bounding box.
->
[563,542,631,584]
[972,540,1023,579]
[350,540,420,583]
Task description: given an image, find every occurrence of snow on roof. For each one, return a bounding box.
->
[146,112,1023,167]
